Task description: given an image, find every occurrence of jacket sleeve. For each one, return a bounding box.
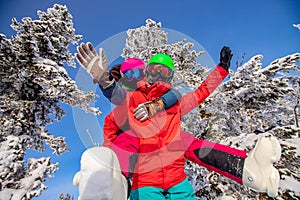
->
[102,102,128,147]
[100,81,127,105]
[180,66,228,116]
[161,88,182,109]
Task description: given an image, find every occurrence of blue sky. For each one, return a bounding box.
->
[1,0,300,199]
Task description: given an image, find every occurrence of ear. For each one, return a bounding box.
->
[73,172,81,186]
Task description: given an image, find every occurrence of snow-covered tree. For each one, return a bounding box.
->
[0,4,100,199]
[123,19,300,199]
[122,19,209,92]
[198,53,300,139]
[193,53,300,199]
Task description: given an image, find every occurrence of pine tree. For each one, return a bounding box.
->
[0,4,100,199]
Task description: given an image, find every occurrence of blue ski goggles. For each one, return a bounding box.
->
[122,69,145,81]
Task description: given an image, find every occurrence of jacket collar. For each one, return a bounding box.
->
[137,79,172,97]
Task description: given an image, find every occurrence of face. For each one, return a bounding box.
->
[146,64,173,84]
[121,68,145,90]
[122,68,145,81]
[147,64,172,77]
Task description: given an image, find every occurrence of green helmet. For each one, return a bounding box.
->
[148,54,174,71]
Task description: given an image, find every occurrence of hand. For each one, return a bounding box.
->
[109,64,122,82]
[75,42,108,82]
[134,98,164,121]
[219,46,233,70]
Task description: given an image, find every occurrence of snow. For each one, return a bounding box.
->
[280,138,300,155]
[279,138,300,197]
[280,175,300,197]
[0,4,99,199]
[293,24,300,30]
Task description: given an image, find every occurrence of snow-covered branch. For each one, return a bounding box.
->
[293,23,300,31]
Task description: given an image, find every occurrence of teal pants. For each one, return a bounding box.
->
[130,178,196,200]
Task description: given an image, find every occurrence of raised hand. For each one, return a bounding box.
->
[219,46,233,70]
[75,42,108,82]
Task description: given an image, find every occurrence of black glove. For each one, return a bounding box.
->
[109,64,122,82]
[98,64,121,87]
[219,46,233,70]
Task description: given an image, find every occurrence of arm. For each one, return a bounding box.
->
[133,66,226,120]
[133,46,232,120]
[102,101,128,147]
[161,88,182,109]
[103,112,120,147]
[180,46,232,115]
[180,65,228,115]
[100,81,127,105]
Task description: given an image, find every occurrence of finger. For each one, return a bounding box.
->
[221,46,227,52]
[110,69,120,76]
[87,42,98,57]
[226,48,231,54]
[77,44,89,60]
[75,53,88,68]
[133,105,143,113]
[221,47,226,57]
[134,113,143,120]
[134,108,147,119]
[135,112,147,121]
[134,111,142,120]
[140,115,148,122]
[110,70,121,81]
[81,43,93,60]
[134,107,147,116]
[134,108,144,119]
